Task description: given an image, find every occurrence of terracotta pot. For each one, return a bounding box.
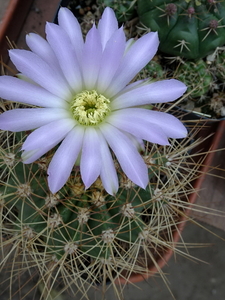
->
[0,0,33,63]
[190,120,225,231]
[117,118,222,284]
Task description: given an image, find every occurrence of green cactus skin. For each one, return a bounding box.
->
[0,126,201,297]
[1,131,193,257]
[175,59,213,98]
[215,50,225,82]
[2,153,166,260]
[98,0,137,22]
[140,59,165,80]
[137,0,225,59]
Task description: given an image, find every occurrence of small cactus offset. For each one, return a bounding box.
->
[140,59,165,80]
[98,0,137,22]
[137,0,225,59]
[215,49,225,82]
[0,113,202,299]
[175,59,213,98]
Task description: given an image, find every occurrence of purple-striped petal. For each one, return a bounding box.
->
[115,79,147,95]
[58,7,84,62]
[125,38,134,52]
[80,127,101,189]
[46,22,83,92]
[107,111,170,145]
[96,27,126,94]
[97,131,119,195]
[0,76,66,108]
[106,32,159,97]
[17,73,39,85]
[126,133,145,152]
[9,49,72,99]
[48,126,84,193]
[98,7,118,49]
[21,119,75,163]
[26,33,60,70]
[108,108,187,139]
[0,108,70,132]
[100,123,148,189]
[111,79,187,110]
[82,25,102,89]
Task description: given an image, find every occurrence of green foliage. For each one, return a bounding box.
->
[138,0,225,59]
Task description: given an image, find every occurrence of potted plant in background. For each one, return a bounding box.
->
[0,2,225,300]
[136,0,225,119]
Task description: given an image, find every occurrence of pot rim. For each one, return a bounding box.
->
[116,120,225,284]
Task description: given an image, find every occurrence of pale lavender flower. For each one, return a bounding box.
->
[0,7,187,195]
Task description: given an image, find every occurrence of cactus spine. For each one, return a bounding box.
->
[98,0,137,22]
[0,103,204,299]
[138,0,225,59]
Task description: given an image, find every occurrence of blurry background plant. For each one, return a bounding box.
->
[0,1,225,300]
[97,0,225,118]
[137,0,225,60]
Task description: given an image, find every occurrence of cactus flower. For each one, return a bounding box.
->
[0,7,187,195]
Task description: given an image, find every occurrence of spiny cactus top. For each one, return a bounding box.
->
[138,0,225,59]
[0,7,187,195]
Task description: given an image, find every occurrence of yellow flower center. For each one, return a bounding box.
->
[70,90,111,126]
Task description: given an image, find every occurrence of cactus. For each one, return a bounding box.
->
[137,0,225,59]
[174,59,213,98]
[0,107,204,299]
[215,49,225,82]
[98,0,137,22]
[139,58,165,80]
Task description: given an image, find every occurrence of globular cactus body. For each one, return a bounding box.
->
[138,0,225,59]
[3,151,165,260]
[0,125,201,298]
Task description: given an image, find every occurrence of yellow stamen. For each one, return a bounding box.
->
[70,90,111,126]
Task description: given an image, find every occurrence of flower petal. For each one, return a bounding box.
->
[0,108,70,132]
[126,133,145,152]
[0,76,66,108]
[9,49,72,99]
[106,32,159,97]
[21,119,75,163]
[46,22,83,92]
[48,126,84,193]
[97,131,119,195]
[107,110,170,145]
[80,127,101,189]
[98,7,118,49]
[82,25,102,89]
[115,78,147,95]
[26,33,60,70]
[96,27,126,93]
[100,123,148,189]
[111,79,187,110]
[58,7,84,62]
[108,108,187,139]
